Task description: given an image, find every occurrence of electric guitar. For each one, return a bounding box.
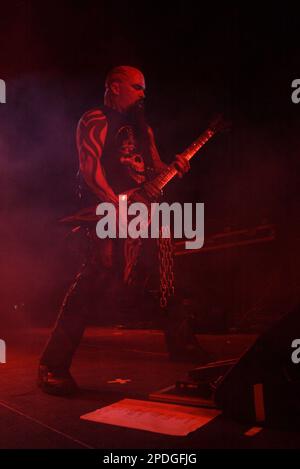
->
[61,115,230,224]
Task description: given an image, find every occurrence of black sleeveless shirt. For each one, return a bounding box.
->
[77,105,153,206]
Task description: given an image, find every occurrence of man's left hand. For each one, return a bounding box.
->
[173,154,190,178]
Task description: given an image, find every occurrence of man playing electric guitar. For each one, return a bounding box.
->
[38,66,212,396]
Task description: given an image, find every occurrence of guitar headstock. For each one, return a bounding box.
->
[209,114,231,134]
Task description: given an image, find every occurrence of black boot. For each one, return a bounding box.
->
[163,302,214,364]
[168,343,214,364]
[37,365,78,396]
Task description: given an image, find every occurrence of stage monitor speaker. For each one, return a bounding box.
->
[214,307,300,425]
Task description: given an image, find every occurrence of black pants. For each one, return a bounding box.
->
[40,231,196,371]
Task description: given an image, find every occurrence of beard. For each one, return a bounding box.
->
[126,100,153,166]
[127,99,146,129]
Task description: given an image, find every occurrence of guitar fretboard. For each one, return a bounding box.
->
[151,127,216,191]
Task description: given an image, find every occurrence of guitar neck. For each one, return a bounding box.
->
[152,127,217,191]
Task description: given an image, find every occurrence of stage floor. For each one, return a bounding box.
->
[0,327,299,449]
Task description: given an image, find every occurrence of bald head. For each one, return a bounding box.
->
[105,66,145,88]
[104,65,146,112]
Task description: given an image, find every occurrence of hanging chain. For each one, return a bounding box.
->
[157,225,175,309]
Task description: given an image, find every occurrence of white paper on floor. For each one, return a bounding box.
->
[80,398,221,436]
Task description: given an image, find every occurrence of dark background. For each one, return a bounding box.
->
[0,1,299,330]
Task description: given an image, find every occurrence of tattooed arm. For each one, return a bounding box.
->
[76,109,118,204]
